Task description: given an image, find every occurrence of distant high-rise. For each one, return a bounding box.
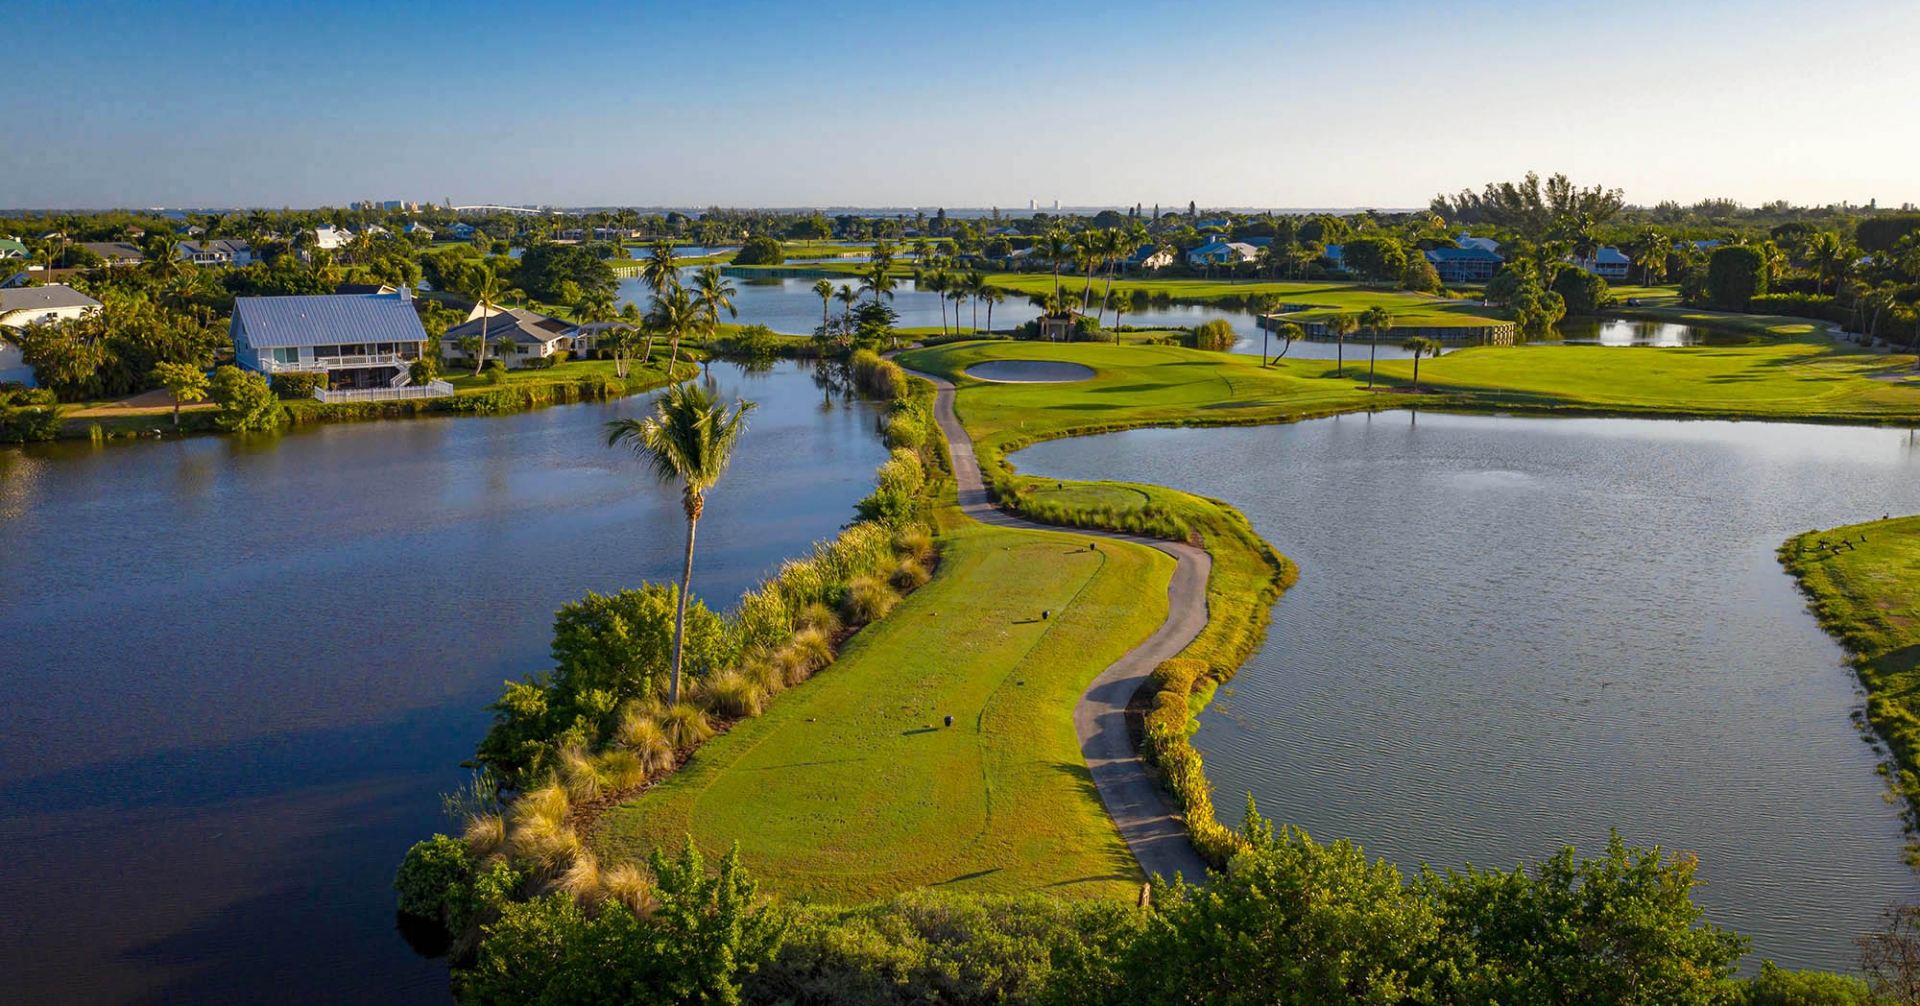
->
[1053,199,1060,211]
[1029,199,1036,211]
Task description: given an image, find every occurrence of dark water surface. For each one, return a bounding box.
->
[0,362,886,1005]
[1012,412,1920,972]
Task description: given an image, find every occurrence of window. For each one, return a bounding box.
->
[274,347,300,364]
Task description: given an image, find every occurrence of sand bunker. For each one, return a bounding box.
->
[964,360,1095,383]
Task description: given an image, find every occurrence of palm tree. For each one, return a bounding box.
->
[1807,232,1850,296]
[812,279,834,327]
[947,287,967,339]
[1360,306,1393,389]
[980,285,1005,334]
[1041,229,1074,300]
[1074,231,1101,313]
[1327,313,1359,378]
[692,265,738,361]
[923,269,950,335]
[963,271,986,332]
[1111,290,1133,346]
[1267,322,1304,366]
[1631,229,1670,285]
[461,263,510,375]
[648,283,701,373]
[604,384,756,706]
[860,257,897,306]
[642,238,680,296]
[1403,336,1440,392]
[457,334,486,375]
[834,284,862,319]
[493,333,518,367]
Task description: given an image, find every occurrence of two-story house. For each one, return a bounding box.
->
[231,291,432,391]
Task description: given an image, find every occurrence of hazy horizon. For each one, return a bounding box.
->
[9,0,1917,211]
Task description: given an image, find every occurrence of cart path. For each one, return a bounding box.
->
[901,367,1214,885]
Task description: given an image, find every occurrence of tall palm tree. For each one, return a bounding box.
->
[692,265,737,358]
[1360,306,1393,389]
[980,285,1005,334]
[1807,232,1849,296]
[648,283,701,373]
[923,269,950,335]
[1041,229,1074,300]
[1074,231,1101,313]
[1095,229,1128,327]
[1267,322,1305,366]
[963,270,986,332]
[1110,290,1133,346]
[860,257,897,306]
[1403,336,1440,392]
[642,238,680,296]
[462,263,509,375]
[812,279,834,327]
[1328,312,1359,378]
[1631,229,1670,285]
[604,384,756,706]
[834,284,861,319]
[947,287,967,339]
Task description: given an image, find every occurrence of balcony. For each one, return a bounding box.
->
[257,353,412,374]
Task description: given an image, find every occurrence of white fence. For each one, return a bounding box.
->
[311,380,455,404]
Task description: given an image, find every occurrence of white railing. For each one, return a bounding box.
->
[389,368,413,388]
[312,380,454,404]
[258,353,412,374]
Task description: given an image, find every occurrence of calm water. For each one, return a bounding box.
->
[1555,317,1712,346]
[0,362,887,1005]
[1013,412,1920,972]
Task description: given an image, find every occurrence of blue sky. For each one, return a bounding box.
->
[6,0,1916,209]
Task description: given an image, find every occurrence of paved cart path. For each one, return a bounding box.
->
[902,367,1214,884]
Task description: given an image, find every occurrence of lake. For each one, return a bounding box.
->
[0,361,888,1005]
[1011,411,1920,973]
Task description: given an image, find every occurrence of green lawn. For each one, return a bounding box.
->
[980,274,1509,330]
[1781,517,1920,852]
[595,509,1174,903]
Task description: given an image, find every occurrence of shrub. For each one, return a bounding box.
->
[843,574,898,624]
[698,669,767,719]
[615,711,676,776]
[890,557,930,590]
[558,745,608,802]
[464,813,507,861]
[395,834,476,924]
[1740,959,1872,1005]
[1707,245,1768,311]
[850,349,911,400]
[0,390,61,442]
[408,357,440,385]
[1400,253,1442,293]
[893,525,935,565]
[1141,659,1244,867]
[207,365,282,432]
[484,360,508,385]
[733,235,786,265]
[1191,319,1235,351]
[796,602,842,637]
[1551,264,1615,316]
[660,703,714,748]
[267,371,325,397]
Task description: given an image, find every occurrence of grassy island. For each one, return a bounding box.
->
[1782,516,1920,854]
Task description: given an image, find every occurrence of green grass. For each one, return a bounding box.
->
[978,274,1509,329]
[596,504,1174,902]
[1781,517,1920,854]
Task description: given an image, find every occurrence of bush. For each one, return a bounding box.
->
[1749,292,1845,325]
[843,574,898,624]
[395,834,476,925]
[1551,264,1615,317]
[733,235,786,266]
[850,349,910,400]
[0,388,62,442]
[408,357,440,385]
[1739,960,1872,1005]
[483,360,508,385]
[268,371,325,398]
[1707,245,1768,311]
[207,365,282,432]
[1401,254,1441,293]
[1190,319,1236,351]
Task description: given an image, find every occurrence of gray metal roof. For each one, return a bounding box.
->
[444,307,575,346]
[81,242,144,262]
[178,239,250,256]
[0,285,103,312]
[233,294,429,348]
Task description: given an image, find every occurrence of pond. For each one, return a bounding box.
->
[1011,412,1920,973]
[1552,317,1724,346]
[0,361,888,1005]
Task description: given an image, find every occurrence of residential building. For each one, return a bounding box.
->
[447,222,477,240]
[1456,231,1500,254]
[1423,247,1505,284]
[405,222,435,240]
[1186,240,1259,267]
[1,286,103,387]
[1126,244,1176,271]
[230,291,430,390]
[1577,247,1631,281]
[0,285,103,327]
[178,239,254,267]
[440,308,576,368]
[0,238,27,260]
[313,225,353,250]
[82,242,145,266]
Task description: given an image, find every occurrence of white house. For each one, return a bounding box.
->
[313,225,354,250]
[0,238,28,260]
[231,290,431,391]
[441,308,577,368]
[1126,244,1176,271]
[1,286,103,387]
[1187,239,1259,268]
[405,222,435,240]
[1578,247,1631,281]
[178,239,254,267]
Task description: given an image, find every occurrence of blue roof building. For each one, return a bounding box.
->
[1423,247,1504,284]
[231,291,431,391]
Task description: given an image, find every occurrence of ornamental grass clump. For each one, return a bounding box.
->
[464,812,507,861]
[555,849,605,904]
[698,668,767,719]
[660,703,714,748]
[508,783,581,868]
[843,573,898,625]
[890,557,930,590]
[601,861,654,917]
[558,746,608,802]
[598,748,651,792]
[615,710,677,776]
[893,525,935,565]
[796,601,842,637]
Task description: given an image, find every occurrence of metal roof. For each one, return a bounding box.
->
[1424,247,1504,262]
[0,285,103,313]
[233,294,428,348]
[443,307,574,346]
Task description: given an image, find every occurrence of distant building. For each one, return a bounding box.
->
[230,291,430,391]
[1577,247,1631,281]
[0,238,28,260]
[1423,247,1504,284]
[1456,231,1500,254]
[178,239,254,267]
[313,225,353,251]
[447,222,477,240]
[440,308,576,368]
[405,222,435,240]
[81,242,144,266]
[0,284,102,327]
[1126,244,1176,271]
[1,285,103,387]
[1186,240,1259,267]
